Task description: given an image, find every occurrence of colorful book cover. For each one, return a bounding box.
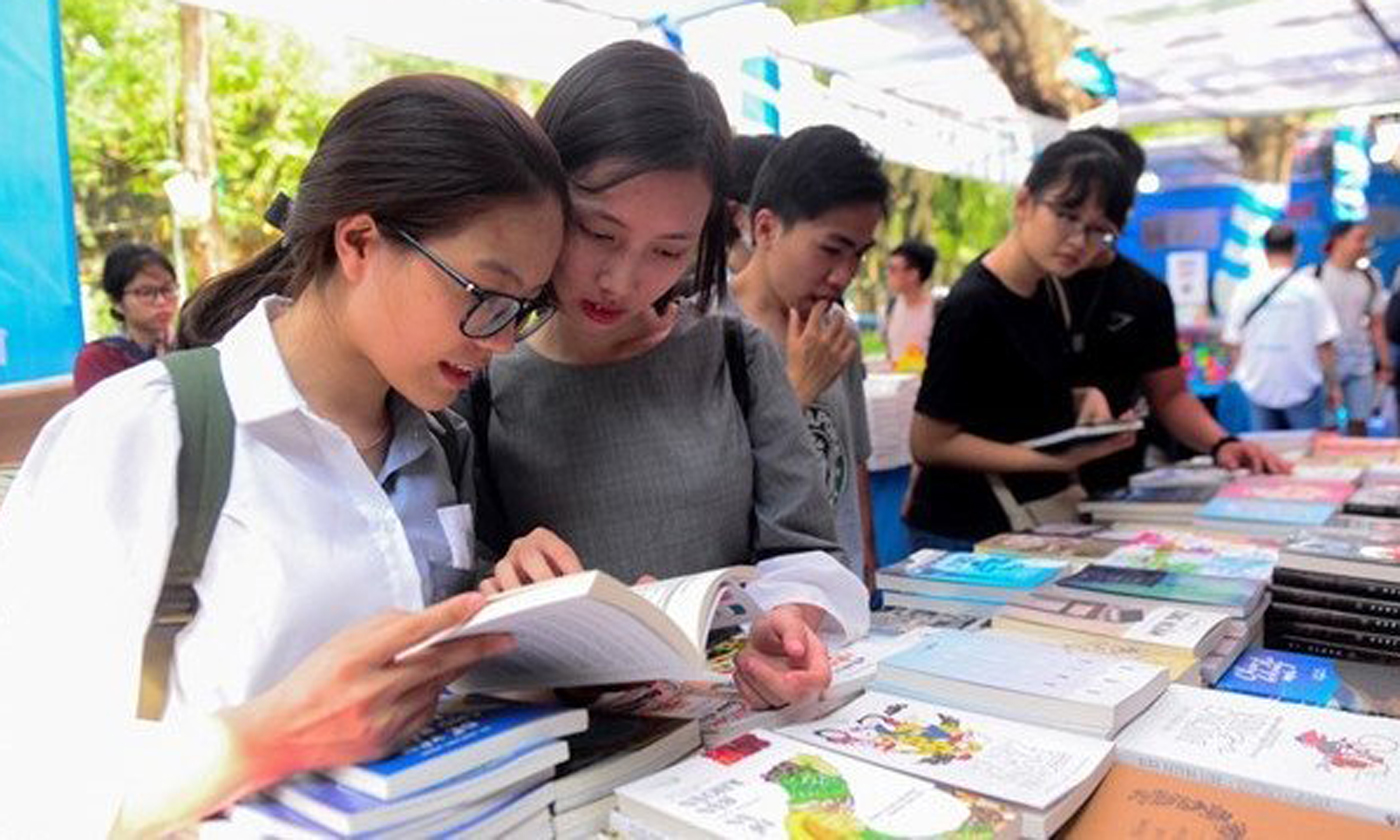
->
[1346,486,1400,517]
[1216,647,1400,718]
[1085,485,1216,506]
[328,699,587,798]
[780,691,1112,813]
[1116,685,1400,827]
[615,729,1019,839]
[975,532,1118,562]
[1312,434,1400,459]
[1099,543,1275,581]
[881,550,1065,589]
[1196,496,1337,527]
[1061,763,1399,839]
[1215,476,1355,504]
[1059,565,1264,611]
[1129,465,1233,489]
[1285,532,1400,564]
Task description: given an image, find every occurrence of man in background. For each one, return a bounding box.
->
[1316,220,1389,434]
[725,134,781,276]
[1056,127,1288,492]
[1224,223,1340,431]
[882,239,938,363]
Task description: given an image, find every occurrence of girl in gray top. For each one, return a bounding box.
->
[465,41,869,711]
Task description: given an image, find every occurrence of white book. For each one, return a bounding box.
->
[1018,418,1143,450]
[781,691,1113,838]
[400,567,758,692]
[874,630,1169,737]
[994,588,1230,657]
[1116,685,1400,827]
[551,794,617,840]
[615,729,1019,839]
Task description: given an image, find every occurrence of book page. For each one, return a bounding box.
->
[631,567,758,649]
[449,600,705,693]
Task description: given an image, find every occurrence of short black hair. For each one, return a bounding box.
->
[1075,126,1146,185]
[1324,219,1367,253]
[1263,223,1297,254]
[727,134,780,204]
[1024,132,1135,231]
[891,240,937,281]
[101,242,174,321]
[748,125,889,226]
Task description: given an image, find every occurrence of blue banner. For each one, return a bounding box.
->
[0,0,83,385]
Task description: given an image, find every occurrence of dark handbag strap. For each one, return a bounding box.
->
[139,347,235,720]
[1241,268,1299,330]
[426,410,465,497]
[722,315,751,418]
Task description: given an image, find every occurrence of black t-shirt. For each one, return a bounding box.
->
[1059,255,1181,492]
[905,260,1076,542]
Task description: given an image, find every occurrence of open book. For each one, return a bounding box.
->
[1018,418,1143,450]
[400,567,760,693]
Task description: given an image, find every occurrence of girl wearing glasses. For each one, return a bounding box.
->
[0,75,570,834]
[465,41,869,712]
[72,242,178,395]
[904,132,1139,549]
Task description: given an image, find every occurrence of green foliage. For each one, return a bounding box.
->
[779,0,921,24]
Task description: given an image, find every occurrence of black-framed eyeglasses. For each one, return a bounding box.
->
[1042,201,1119,249]
[383,224,555,340]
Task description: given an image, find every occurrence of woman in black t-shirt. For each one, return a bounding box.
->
[905,133,1139,547]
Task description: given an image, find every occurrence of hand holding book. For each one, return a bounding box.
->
[733,603,832,709]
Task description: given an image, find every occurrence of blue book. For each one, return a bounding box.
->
[1196,497,1336,528]
[275,739,565,834]
[233,776,555,839]
[327,699,586,799]
[1215,647,1400,717]
[876,550,1065,600]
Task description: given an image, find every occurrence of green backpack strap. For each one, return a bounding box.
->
[138,347,236,720]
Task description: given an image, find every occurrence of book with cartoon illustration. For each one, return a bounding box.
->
[1114,684,1400,826]
[1061,763,1399,840]
[400,567,760,692]
[994,589,1228,657]
[780,691,1112,839]
[614,729,1019,839]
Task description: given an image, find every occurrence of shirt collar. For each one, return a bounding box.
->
[215,295,311,426]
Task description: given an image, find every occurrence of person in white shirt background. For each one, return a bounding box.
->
[0,74,578,836]
[1315,220,1390,434]
[882,239,939,363]
[1224,223,1341,431]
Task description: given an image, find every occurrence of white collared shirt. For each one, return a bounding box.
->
[0,298,461,833]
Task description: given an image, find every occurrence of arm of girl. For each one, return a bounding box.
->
[113,593,513,837]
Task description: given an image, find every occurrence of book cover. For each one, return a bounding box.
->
[615,729,1019,839]
[780,691,1112,819]
[1284,532,1400,581]
[975,532,1118,562]
[874,630,1168,736]
[554,714,699,811]
[328,699,587,799]
[1214,476,1355,504]
[996,590,1226,656]
[1215,647,1400,718]
[1115,685,1400,826]
[1196,496,1337,527]
[1347,485,1400,518]
[1061,763,1398,839]
[1084,485,1217,507]
[869,605,990,635]
[1059,564,1265,612]
[879,550,1065,589]
[1098,543,1275,581]
[1018,418,1143,450]
[1312,434,1400,459]
[1129,465,1234,489]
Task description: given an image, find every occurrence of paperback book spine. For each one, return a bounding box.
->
[1270,585,1400,619]
[1272,568,1400,602]
[1267,601,1400,635]
[1263,632,1400,666]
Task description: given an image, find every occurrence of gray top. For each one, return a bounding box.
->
[805,354,873,578]
[468,305,845,585]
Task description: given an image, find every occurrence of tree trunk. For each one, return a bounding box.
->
[934,0,1092,119]
[1224,115,1306,184]
[179,4,222,286]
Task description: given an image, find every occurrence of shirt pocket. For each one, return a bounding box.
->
[436,503,475,571]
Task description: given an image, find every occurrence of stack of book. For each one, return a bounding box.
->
[614,729,1021,838]
[1268,530,1400,665]
[1194,475,1353,536]
[1114,684,1400,828]
[1079,484,1217,526]
[1128,461,1235,490]
[869,629,1170,739]
[875,550,1067,612]
[1045,563,1269,683]
[974,531,1119,564]
[1214,646,1400,718]
[229,698,586,838]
